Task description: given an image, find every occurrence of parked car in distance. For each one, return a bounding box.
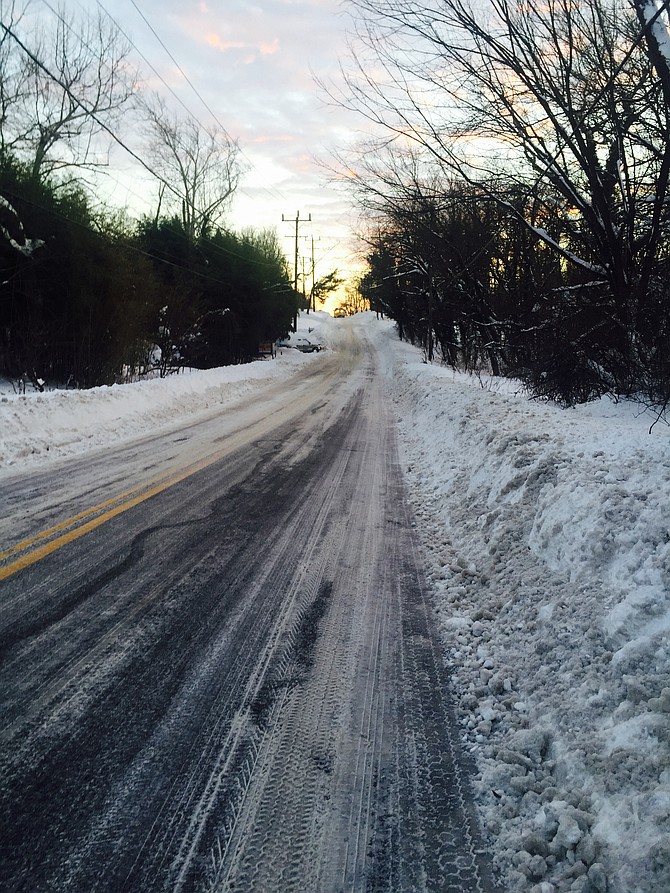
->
[292,337,321,352]
[275,336,322,353]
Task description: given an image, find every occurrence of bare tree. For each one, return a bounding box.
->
[345,278,371,314]
[342,0,670,379]
[633,0,670,109]
[0,3,138,183]
[143,95,240,244]
[0,1,28,155]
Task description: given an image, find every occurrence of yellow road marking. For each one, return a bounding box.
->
[0,449,226,582]
[0,355,340,583]
[0,480,158,562]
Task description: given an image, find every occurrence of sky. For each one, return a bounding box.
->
[30,0,369,305]
[2,313,668,893]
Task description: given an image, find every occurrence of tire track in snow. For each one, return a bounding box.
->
[0,330,499,893]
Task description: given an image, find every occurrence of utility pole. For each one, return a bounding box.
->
[282,211,311,329]
[302,235,321,312]
[311,236,316,311]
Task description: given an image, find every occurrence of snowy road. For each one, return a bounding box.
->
[0,324,497,892]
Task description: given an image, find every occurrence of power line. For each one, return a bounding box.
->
[45,0,360,283]
[49,0,253,201]
[88,0,214,133]
[0,15,292,269]
[37,0,288,217]
[0,18,183,201]
[123,0,288,204]
[0,182,287,288]
[127,0,238,148]
[32,0,256,260]
[2,6,358,282]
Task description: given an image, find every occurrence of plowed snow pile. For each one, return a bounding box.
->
[1,311,668,893]
[0,326,322,467]
[368,315,670,893]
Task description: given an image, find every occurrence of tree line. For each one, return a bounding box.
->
[0,2,302,390]
[344,0,670,409]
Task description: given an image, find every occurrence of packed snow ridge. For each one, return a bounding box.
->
[1,312,668,893]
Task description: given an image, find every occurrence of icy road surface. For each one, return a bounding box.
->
[0,325,497,892]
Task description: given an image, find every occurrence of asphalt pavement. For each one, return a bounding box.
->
[0,325,498,892]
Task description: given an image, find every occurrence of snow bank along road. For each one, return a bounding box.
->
[0,325,498,891]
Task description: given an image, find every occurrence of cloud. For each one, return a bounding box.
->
[205,33,246,52]
[250,133,294,145]
[260,38,280,56]
[204,32,279,59]
[83,0,367,282]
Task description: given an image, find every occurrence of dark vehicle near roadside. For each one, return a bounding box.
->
[293,337,321,352]
[276,336,321,353]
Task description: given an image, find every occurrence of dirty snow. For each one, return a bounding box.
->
[0,319,324,468]
[370,316,670,893]
[1,311,668,893]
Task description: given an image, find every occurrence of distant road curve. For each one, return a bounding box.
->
[0,321,498,892]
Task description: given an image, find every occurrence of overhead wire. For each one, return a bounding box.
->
[114,0,319,255]
[83,0,346,276]
[2,0,355,284]
[0,176,291,288]
[0,5,301,270]
[112,0,288,202]
[89,0,285,205]
[127,0,238,148]
[0,19,180,199]
[0,20,294,276]
[40,0,280,212]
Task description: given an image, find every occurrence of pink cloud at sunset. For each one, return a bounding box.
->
[260,38,280,56]
[204,33,279,58]
[71,0,367,285]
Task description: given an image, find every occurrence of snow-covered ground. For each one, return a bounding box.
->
[1,312,668,893]
[0,319,325,467]
[372,318,670,893]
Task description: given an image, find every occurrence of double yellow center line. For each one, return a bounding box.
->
[0,448,227,582]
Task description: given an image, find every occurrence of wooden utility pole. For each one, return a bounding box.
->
[282,211,311,328]
[302,256,307,304]
[311,236,316,311]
